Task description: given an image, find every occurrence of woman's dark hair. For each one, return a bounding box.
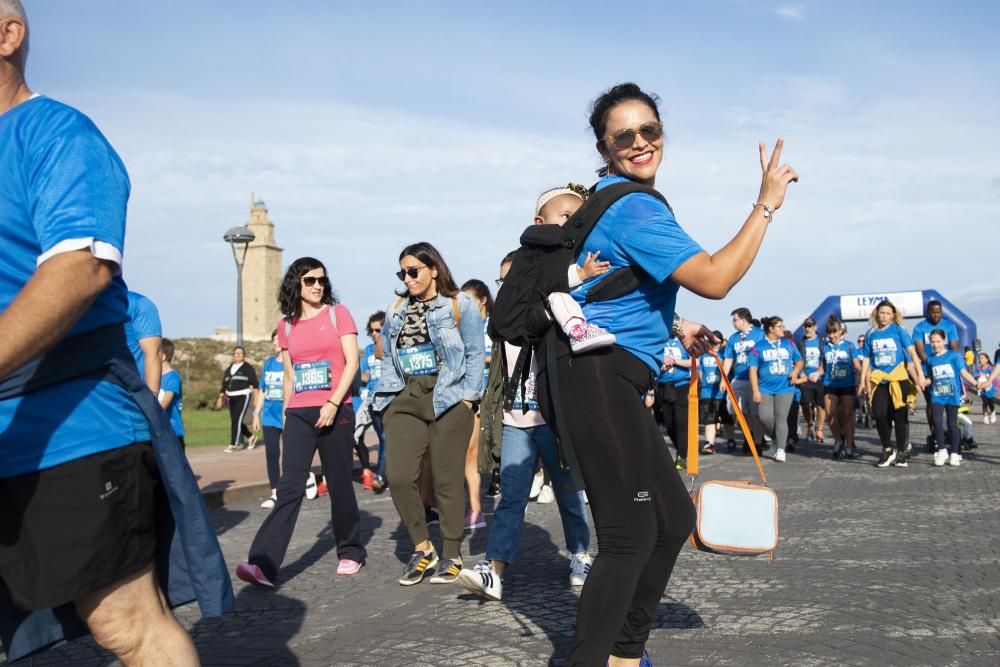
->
[461,279,494,319]
[366,311,386,336]
[278,256,337,322]
[825,315,844,336]
[161,338,175,363]
[930,329,948,341]
[233,345,245,354]
[501,250,517,266]
[750,318,761,329]
[761,316,784,335]
[589,82,661,142]
[395,242,459,298]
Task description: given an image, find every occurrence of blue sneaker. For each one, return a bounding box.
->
[640,649,652,666]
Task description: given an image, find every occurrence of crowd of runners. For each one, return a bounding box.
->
[1,1,991,665]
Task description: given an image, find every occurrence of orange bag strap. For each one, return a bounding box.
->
[686,351,768,487]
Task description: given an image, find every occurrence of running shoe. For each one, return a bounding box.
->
[984,415,990,425]
[371,473,387,494]
[529,471,545,500]
[773,448,786,463]
[361,469,374,491]
[701,443,716,455]
[894,451,908,468]
[568,323,616,353]
[933,448,949,467]
[465,510,487,530]
[639,649,653,667]
[260,494,276,509]
[785,441,796,453]
[425,506,440,525]
[832,443,843,460]
[537,484,555,504]
[235,561,274,588]
[486,469,501,498]
[399,549,438,586]
[569,552,592,588]
[675,455,686,471]
[949,453,962,467]
[224,444,240,453]
[429,558,463,584]
[903,442,914,458]
[876,449,896,468]
[337,559,364,576]
[304,472,318,500]
[458,560,503,600]
[992,413,997,424]
[247,434,258,450]
[846,446,858,459]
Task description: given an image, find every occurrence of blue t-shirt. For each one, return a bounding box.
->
[724,327,766,382]
[259,355,284,429]
[125,290,162,380]
[750,338,801,395]
[975,364,996,399]
[862,324,914,377]
[801,336,822,380]
[361,342,381,394]
[0,96,148,477]
[572,176,703,374]
[822,340,857,389]
[912,317,959,371]
[160,369,184,437]
[927,351,966,406]
[657,338,690,386]
[699,353,725,400]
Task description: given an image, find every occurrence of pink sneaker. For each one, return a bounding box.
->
[337,559,364,576]
[235,561,274,588]
[568,323,616,353]
[465,510,487,531]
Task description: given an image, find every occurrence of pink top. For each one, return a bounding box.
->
[277,304,358,409]
[502,342,546,428]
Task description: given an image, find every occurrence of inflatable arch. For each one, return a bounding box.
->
[792,289,978,352]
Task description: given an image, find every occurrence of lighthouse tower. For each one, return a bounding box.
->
[242,194,283,341]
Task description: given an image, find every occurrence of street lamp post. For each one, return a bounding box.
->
[223,226,256,346]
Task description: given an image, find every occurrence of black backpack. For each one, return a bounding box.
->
[490,181,669,484]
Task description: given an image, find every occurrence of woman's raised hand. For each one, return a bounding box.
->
[757,138,798,211]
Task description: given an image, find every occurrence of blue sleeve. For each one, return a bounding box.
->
[611,194,703,283]
[863,335,873,359]
[29,106,130,256]
[749,347,761,368]
[911,321,925,342]
[360,347,371,375]
[723,334,736,360]
[947,321,959,340]
[898,326,914,349]
[161,372,181,394]
[953,354,965,376]
[129,293,162,340]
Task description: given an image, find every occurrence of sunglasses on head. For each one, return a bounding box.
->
[396,266,428,281]
[605,121,663,150]
[301,275,327,287]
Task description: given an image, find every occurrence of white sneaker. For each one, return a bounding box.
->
[984,415,990,425]
[457,560,502,601]
[224,444,239,453]
[529,471,544,501]
[773,448,786,463]
[247,433,258,450]
[260,495,276,509]
[304,472,318,499]
[992,413,997,424]
[569,552,592,587]
[949,453,962,467]
[933,449,949,467]
[537,484,555,504]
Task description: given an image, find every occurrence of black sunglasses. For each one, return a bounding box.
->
[301,275,328,287]
[605,121,663,150]
[396,265,428,281]
[495,278,503,288]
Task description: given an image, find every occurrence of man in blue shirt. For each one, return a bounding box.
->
[0,6,197,662]
[126,290,163,393]
[912,300,960,451]
[721,307,766,453]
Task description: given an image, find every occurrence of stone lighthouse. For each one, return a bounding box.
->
[242,194,283,341]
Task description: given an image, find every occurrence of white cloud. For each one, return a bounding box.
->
[775,5,803,21]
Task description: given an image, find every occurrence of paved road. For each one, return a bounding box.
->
[15,411,1000,666]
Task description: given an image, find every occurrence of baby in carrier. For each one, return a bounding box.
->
[534,184,616,353]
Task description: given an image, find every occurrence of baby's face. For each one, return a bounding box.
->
[536,194,583,226]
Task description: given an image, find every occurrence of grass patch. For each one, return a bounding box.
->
[182,409,234,448]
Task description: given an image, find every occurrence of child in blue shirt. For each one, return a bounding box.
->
[926,330,977,467]
[698,338,726,454]
[253,330,285,507]
[975,352,996,424]
[158,338,184,448]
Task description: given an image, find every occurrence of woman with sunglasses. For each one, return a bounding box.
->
[373,242,485,586]
[236,257,366,587]
[536,82,797,667]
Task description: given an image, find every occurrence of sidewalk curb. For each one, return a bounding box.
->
[202,482,273,509]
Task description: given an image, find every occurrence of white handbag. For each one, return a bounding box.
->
[686,353,779,559]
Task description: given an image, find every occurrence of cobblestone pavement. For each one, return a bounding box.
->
[15,411,1000,666]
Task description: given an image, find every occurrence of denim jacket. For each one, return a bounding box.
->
[372,291,486,418]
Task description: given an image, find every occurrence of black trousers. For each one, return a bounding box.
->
[539,347,696,665]
[658,381,688,456]
[931,403,960,455]
[228,393,253,445]
[872,383,910,451]
[262,425,282,490]
[248,405,365,581]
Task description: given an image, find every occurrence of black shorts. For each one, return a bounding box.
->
[0,442,158,610]
[800,382,825,406]
[825,386,856,398]
[699,398,724,425]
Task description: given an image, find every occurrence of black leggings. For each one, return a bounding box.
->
[539,347,695,665]
[658,382,688,456]
[262,426,282,490]
[228,393,253,445]
[983,396,996,415]
[931,403,960,455]
[872,383,910,451]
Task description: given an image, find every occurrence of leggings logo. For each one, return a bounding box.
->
[634,490,651,503]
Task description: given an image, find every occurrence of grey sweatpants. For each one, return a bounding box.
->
[759,392,794,451]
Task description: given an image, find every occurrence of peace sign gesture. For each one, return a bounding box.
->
[757,138,798,212]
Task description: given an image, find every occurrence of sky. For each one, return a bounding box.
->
[23,0,1000,347]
